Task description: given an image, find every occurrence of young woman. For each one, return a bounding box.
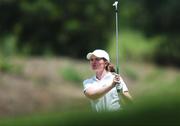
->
[83,49,132,112]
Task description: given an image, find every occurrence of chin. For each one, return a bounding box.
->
[91,68,98,71]
[92,68,97,71]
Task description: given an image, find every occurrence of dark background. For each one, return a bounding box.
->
[0,0,180,66]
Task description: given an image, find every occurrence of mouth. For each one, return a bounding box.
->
[92,64,97,69]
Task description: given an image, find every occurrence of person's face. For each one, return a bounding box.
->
[89,55,106,72]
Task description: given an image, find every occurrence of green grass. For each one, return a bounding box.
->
[0,94,179,126]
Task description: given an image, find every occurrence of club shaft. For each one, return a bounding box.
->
[115,11,119,74]
[113,1,122,93]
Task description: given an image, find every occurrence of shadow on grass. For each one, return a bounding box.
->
[1,98,179,126]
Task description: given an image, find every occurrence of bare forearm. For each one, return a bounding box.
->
[121,91,133,103]
[85,84,114,100]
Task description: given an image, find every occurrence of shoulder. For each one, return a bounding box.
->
[83,76,95,84]
[106,72,115,79]
[83,76,96,90]
[106,72,115,77]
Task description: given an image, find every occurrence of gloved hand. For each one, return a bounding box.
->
[112,73,123,93]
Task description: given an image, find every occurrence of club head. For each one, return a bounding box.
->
[113,1,118,10]
[113,1,118,6]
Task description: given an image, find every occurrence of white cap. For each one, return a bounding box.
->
[86,49,110,62]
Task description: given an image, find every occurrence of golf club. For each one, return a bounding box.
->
[113,0,122,93]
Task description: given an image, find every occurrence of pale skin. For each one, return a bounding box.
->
[84,55,133,102]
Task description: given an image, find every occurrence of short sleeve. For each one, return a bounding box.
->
[83,79,93,92]
[120,77,129,92]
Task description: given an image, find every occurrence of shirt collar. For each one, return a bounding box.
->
[93,72,112,81]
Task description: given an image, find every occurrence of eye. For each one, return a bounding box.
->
[95,58,101,61]
[90,58,102,62]
[90,59,94,61]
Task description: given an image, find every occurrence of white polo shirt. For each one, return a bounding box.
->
[83,72,128,112]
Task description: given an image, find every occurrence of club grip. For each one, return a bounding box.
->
[116,82,122,93]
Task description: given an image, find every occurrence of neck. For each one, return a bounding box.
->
[96,69,107,80]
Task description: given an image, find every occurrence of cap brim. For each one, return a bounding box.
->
[86,52,93,60]
[86,49,110,62]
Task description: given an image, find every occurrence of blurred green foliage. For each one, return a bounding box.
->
[0,58,13,72]
[60,66,83,83]
[0,0,114,57]
[0,34,18,56]
[0,57,23,74]
[124,66,138,80]
[122,0,180,66]
[109,29,159,62]
[0,0,180,66]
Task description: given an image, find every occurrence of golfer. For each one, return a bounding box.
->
[83,49,132,112]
